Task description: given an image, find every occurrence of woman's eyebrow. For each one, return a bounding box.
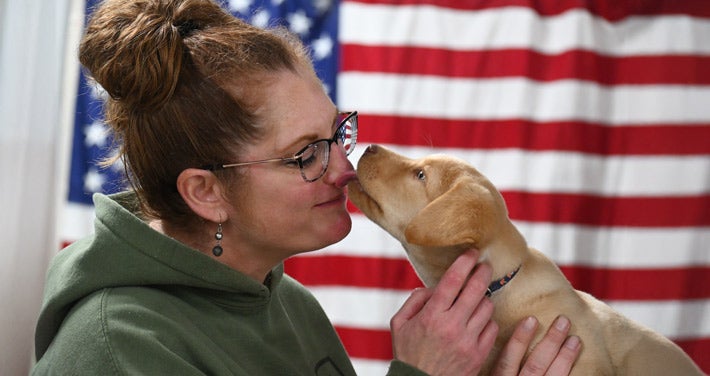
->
[276,109,339,156]
[330,109,339,132]
[278,132,319,157]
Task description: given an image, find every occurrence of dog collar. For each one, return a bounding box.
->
[486,266,521,297]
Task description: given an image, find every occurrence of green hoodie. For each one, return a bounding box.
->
[33,192,426,375]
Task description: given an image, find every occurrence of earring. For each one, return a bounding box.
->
[212,223,223,257]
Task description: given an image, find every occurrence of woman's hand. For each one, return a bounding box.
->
[492,315,582,376]
[390,249,498,375]
[390,248,582,376]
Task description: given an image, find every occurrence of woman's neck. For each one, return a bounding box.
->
[148,219,277,284]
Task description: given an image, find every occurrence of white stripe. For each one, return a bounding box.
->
[310,286,710,339]
[58,201,97,242]
[351,358,390,376]
[310,287,405,330]
[514,221,710,268]
[607,299,710,340]
[305,215,404,259]
[338,73,710,125]
[340,3,710,55]
[305,215,710,269]
[346,146,710,196]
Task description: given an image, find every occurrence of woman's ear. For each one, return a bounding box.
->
[176,168,229,223]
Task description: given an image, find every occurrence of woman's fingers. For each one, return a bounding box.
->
[544,335,582,376]
[424,249,481,312]
[519,316,576,376]
[459,263,492,320]
[390,249,501,375]
[492,316,539,376]
[492,315,581,376]
[391,288,434,333]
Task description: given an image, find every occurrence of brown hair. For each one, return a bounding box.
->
[79,0,310,227]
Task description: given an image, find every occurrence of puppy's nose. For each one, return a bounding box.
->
[365,144,379,154]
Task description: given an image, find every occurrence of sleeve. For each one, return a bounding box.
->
[386,360,430,376]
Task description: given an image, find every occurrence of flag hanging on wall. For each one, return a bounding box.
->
[61,0,710,374]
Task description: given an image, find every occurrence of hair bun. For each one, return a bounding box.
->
[79,0,190,112]
[175,19,200,38]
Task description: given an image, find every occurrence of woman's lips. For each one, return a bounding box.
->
[316,193,346,207]
[316,170,357,207]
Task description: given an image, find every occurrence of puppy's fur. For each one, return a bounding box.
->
[348,145,702,375]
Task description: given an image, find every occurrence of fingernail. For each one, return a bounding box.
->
[523,316,537,331]
[565,335,581,350]
[554,315,570,331]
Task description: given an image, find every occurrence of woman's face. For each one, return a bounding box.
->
[223,67,356,266]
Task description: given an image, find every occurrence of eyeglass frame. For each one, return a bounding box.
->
[202,111,358,182]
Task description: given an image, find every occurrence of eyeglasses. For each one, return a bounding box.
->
[203,111,358,182]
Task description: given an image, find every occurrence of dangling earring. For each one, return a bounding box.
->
[212,223,223,257]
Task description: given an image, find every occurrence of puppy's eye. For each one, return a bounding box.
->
[416,170,426,181]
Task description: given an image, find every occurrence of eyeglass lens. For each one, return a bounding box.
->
[336,112,357,156]
[298,112,358,182]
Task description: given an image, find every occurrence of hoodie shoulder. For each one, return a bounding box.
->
[33,285,214,375]
[33,192,263,361]
[32,289,120,375]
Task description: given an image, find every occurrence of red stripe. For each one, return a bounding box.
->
[335,326,393,360]
[334,325,710,373]
[502,192,710,227]
[348,0,710,21]
[356,114,710,155]
[286,255,423,290]
[675,338,710,374]
[342,45,710,85]
[286,256,710,300]
[561,266,710,301]
[347,193,710,228]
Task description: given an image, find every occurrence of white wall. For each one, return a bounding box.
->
[0,0,83,374]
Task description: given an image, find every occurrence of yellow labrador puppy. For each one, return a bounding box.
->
[348,144,702,375]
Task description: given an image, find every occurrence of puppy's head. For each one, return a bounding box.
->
[348,145,510,250]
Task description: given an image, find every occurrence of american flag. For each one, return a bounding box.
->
[62,0,710,374]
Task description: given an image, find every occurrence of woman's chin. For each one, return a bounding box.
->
[319,212,352,248]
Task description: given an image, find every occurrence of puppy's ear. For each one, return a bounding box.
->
[404,178,495,247]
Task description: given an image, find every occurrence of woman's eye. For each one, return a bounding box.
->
[300,154,317,167]
[417,170,426,181]
[297,144,319,168]
[283,160,300,168]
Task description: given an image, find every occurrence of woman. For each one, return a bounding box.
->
[33,0,581,374]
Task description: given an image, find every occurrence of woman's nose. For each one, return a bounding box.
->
[324,144,356,187]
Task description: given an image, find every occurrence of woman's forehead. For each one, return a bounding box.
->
[247,70,336,156]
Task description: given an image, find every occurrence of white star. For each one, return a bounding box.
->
[287,10,311,36]
[228,0,253,14]
[84,168,106,193]
[84,121,109,147]
[311,34,333,60]
[112,163,124,175]
[322,82,331,96]
[106,153,125,174]
[313,0,332,14]
[251,8,271,29]
[89,81,107,100]
[271,0,284,6]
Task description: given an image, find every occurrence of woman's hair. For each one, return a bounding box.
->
[79,0,310,228]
